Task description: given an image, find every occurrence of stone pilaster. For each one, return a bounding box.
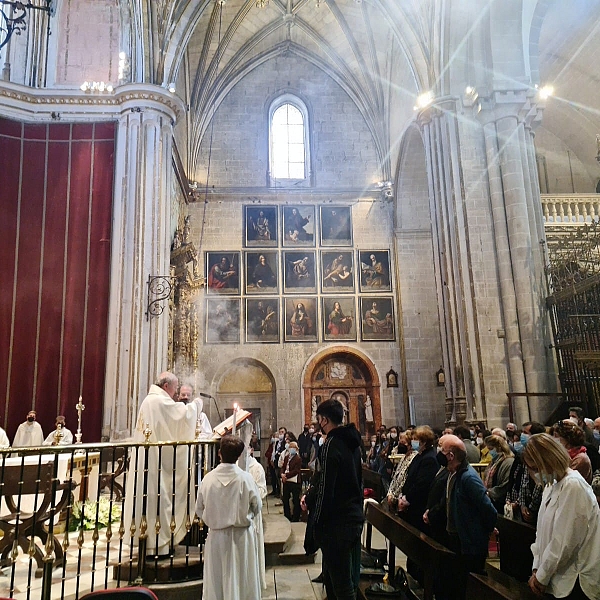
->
[103,84,184,438]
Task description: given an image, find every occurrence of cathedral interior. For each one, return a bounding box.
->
[1,0,600,446]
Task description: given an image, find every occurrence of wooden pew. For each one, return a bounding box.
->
[495,515,536,582]
[361,500,458,600]
[467,564,537,600]
[362,465,385,502]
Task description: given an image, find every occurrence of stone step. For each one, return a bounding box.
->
[278,522,316,566]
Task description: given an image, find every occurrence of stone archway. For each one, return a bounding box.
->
[215,358,277,456]
[302,347,381,438]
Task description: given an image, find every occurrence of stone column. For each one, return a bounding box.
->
[103,84,184,438]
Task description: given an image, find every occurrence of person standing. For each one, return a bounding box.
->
[524,433,600,600]
[43,416,73,445]
[311,399,363,600]
[436,434,497,600]
[196,435,262,600]
[298,423,312,468]
[123,371,198,558]
[281,441,302,522]
[13,410,44,447]
[272,427,287,496]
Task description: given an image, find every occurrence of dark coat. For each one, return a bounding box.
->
[401,446,439,530]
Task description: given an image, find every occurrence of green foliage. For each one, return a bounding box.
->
[69,497,122,532]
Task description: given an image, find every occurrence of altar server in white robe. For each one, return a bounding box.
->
[196,435,262,600]
[42,416,73,445]
[246,446,267,590]
[124,371,198,557]
[13,410,44,447]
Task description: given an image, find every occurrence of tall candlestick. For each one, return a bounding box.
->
[232,403,239,436]
[75,395,85,444]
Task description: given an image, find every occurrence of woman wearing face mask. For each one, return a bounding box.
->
[482,435,515,512]
[554,420,593,484]
[281,441,302,522]
[387,431,417,511]
[523,434,600,600]
[506,421,546,524]
[366,433,383,472]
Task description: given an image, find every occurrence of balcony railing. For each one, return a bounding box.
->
[541,194,600,225]
[0,441,218,600]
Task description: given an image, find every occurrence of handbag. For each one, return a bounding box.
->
[503,501,514,520]
[364,567,419,600]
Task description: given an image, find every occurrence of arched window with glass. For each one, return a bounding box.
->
[269,96,310,185]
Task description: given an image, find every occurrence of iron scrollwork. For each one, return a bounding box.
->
[0,0,52,51]
[146,276,174,321]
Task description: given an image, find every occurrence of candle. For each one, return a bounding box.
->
[232,403,239,435]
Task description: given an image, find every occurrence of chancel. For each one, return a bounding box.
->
[1,0,600,599]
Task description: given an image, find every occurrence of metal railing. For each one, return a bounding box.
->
[0,440,218,600]
[541,194,600,225]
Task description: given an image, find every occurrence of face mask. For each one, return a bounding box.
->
[593,431,600,441]
[513,442,523,453]
[489,449,499,461]
[312,436,317,441]
[476,437,483,446]
[436,451,448,468]
[285,443,290,450]
[289,448,297,456]
[390,433,398,439]
[27,416,35,422]
[568,417,579,426]
[371,441,376,447]
[279,434,284,441]
[469,429,475,437]
[411,440,420,451]
[520,433,530,446]
[397,444,408,455]
[533,472,554,486]
[309,428,315,434]
[318,437,324,447]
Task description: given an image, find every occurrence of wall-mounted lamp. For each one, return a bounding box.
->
[436,366,445,387]
[80,81,114,93]
[386,368,398,388]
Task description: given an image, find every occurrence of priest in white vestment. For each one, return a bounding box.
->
[13,411,44,447]
[123,372,198,557]
[196,436,262,600]
[42,416,73,445]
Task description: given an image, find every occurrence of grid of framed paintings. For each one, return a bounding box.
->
[204,204,395,343]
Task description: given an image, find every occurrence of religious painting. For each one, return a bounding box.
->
[244,205,278,247]
[283,250,317,294]
[245,298,280,343]
[283,205,315,247]
[320,205,352,246]
[320,250,354,292]
[360,297,395,341]
[205,298,240,343]
[358,250,392,292]
[284,298,318,343]
[205,252,240,295]
[322,297,356,342]
[245,251,278,294]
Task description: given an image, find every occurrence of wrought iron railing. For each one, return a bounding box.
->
[0,440,218,600]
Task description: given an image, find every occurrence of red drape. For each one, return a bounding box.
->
[0,117,115,442]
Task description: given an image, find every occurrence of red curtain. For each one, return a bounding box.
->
[0,118,115,442]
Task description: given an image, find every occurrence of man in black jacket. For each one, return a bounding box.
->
[311,399,364,600]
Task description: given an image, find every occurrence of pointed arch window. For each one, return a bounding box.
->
[269,95,310,185]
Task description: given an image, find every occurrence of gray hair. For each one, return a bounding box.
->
[156,372,177,389]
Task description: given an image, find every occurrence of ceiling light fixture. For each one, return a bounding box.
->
[539,85,554,100]
[80,81,114,93]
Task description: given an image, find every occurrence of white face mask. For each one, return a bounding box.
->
[568,416,579,426]
[279,434,284,441]
[371,441,376,447]
[390,432,398,439]
[309,428,315,434]
[318,437,324,446]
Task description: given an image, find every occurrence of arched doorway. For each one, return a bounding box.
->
[302,347,381,438]
[215,358,277,457]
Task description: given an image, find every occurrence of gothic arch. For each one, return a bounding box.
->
[302,346,381,436]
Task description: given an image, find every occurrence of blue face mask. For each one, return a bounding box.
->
[489,449,499,461]
[513,442,523,454]
[533,472,554,486]
[520,433,530,446]
[289,448,297,456]
[411,440,420,451]
[593,431,600,441]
